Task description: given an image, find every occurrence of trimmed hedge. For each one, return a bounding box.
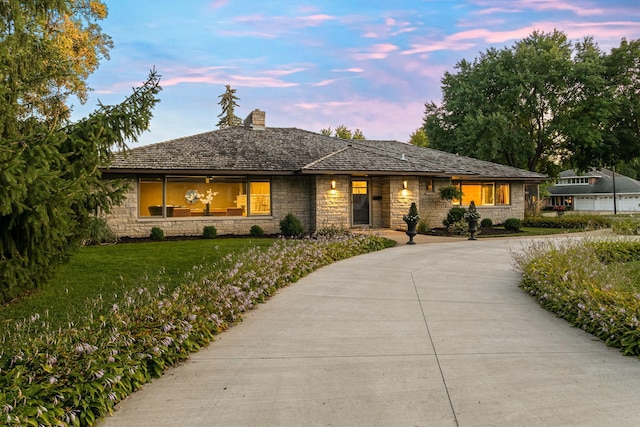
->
[612,218,640,235]
[522,215,612,229]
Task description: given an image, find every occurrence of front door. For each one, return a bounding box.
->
[352,180,370,226]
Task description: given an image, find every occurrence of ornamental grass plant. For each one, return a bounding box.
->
[0,234,390,426]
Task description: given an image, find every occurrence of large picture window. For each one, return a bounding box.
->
[138,176,271,217]
[451,182,510,206]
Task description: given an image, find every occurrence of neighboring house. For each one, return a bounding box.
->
[102,109,546,237]
[547,169,640,212]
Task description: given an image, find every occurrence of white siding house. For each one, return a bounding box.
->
[547,169,640,213]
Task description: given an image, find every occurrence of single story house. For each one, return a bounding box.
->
[102,109,546,237]
[547,169,640,213]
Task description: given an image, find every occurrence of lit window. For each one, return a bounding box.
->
[138,176,270,217]
[249,181,271,215]
[425,178,433,192]
[139,179,163,216]
[452,182,510,206]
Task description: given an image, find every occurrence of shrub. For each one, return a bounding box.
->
[480,218,493,228]
[515,238,640,357]
[150,226,165,241]
[447,220,468,236]
[279,213,304,237]
[503,218,522,231]
[612,218,640,235]
[249,225,264,237]
[81,216,118,245]
[417,219,430,234]
[203,226,217,239]
[438,185,463,201]
[315,225,349,238]
[443,207,466,227]
[522,215,611,230]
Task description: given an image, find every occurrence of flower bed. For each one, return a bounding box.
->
[0,234,388,426]
[514,238,640,359]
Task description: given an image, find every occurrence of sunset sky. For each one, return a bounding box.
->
[70,0,640,146]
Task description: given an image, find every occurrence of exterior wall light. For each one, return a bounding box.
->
[403,180,408,190]
[331,180,336,190]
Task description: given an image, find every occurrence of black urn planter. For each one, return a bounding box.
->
[468,219,478,240]
[405,220,418,245]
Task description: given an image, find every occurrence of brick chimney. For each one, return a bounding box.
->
[244,109,266,130]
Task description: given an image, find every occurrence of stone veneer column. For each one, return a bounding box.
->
[314,176,350,230]
[389,176,419,230]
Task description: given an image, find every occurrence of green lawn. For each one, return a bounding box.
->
[0,238,277,329]
[477,226,586,238]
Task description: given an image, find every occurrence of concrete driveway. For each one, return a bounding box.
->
[99,235,640,426]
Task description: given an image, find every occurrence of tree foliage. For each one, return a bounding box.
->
[217,84,242,128]
[423,30,640,175]
[409,128,428,147]
[566,38,640,170]
[0,1,162,303]
[320,125,366,139]
[0,0,113,131]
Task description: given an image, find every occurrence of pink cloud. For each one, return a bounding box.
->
[361,15,416,39]
[263,67,308,76]
[156,66,301,89]
[208,0,227,9]
[332,68,365,73]
[402,40,476,55]
[285,99,425,141]
[352,43,399,60]
[231,12,335,30]
[312,79,337,87]
[470,0,605,17]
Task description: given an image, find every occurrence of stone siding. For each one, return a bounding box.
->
[312,176,350,230]
[106,176,528,237]
[418,180,526,228]
[419,178,454,229]
[106,176,313,238]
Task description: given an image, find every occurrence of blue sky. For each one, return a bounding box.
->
[71,0,640,146]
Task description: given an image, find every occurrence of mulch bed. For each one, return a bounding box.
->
[426,227,522,237]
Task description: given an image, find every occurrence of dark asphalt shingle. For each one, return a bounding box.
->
[108,126,546,180]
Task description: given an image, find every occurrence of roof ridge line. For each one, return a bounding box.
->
[301,144,352,169]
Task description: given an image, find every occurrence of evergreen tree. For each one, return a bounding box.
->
[320,125,366,139]
[217,85,242,128]
[0,1,161,303]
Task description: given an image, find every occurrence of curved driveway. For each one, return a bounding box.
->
[100,236,640,426]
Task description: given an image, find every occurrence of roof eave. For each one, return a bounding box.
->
[101,168,296,176]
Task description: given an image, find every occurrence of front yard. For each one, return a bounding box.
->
[0,233,393,426]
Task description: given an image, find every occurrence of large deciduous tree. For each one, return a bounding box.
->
[0,0,114,132]
[423,30,640,175]
[0,1,161,303]
[566,38,640,170]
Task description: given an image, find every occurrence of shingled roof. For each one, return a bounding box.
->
[107,126,545,181]
[549,169,640,195]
